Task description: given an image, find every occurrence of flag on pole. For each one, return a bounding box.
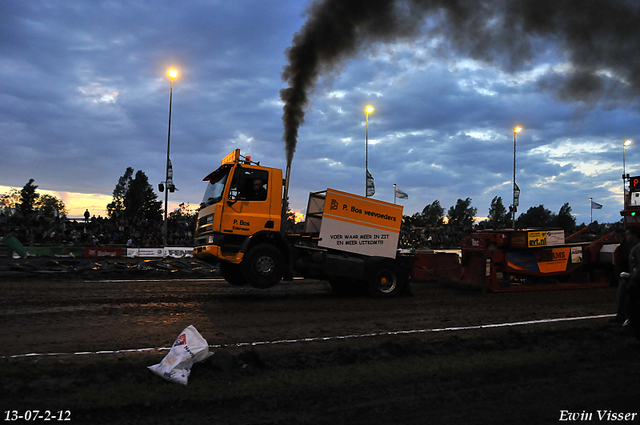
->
[590,200,603,210]
[366,170,375,197]
[167,159,173,184]
[394,186,408,199]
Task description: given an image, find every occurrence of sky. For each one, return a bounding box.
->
[2,0,640,225]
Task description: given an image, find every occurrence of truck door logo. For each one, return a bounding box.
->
[330,199,338,210]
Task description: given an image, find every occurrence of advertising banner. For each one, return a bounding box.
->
[127,248,165,258]
[25,246,85,258]
[525,230,565,248]
[84,247,122,257]
[571,246,583,264]
[318,189,403,258]
[127,247,194,258]
[506,247,571,274]
[164,247,194,258]
[511,230,565,248]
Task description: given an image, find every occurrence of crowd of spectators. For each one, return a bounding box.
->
[1,207,473,251]
[0,211,195,248]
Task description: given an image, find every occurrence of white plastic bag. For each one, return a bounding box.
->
[148,325,213,385]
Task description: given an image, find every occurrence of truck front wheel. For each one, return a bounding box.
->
[241,244,285,289]
[367,262,405,298]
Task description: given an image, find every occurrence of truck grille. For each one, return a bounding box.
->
[196,214,214,236]
[198,214,213,226]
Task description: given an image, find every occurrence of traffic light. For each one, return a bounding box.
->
[158,183,165,192]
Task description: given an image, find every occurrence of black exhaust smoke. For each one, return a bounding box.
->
[280,0,425,169]
[281,0,640,165]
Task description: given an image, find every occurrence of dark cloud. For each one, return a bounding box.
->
[281,0,640,172]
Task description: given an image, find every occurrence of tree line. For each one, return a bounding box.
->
[403,196,581,234]
[0,169,195,247]
[1,172,619,248]
[1,179,68,219]
[0,168,189,222]
[398,196,622,250]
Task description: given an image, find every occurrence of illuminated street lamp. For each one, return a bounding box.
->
[623,139,633,209]
[365,105,375,197]
[512,126,523,229]
[163,68,178,247]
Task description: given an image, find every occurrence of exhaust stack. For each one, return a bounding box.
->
[281,161,292,230]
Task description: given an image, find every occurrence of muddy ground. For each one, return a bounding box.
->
[1,259,639,424]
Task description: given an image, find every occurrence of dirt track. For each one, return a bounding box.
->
[0,274,624,357]
[2,269,640,424]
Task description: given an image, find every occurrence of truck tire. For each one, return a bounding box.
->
[241,244,285,289]
[367,261,405,298]
[220,261,247,286]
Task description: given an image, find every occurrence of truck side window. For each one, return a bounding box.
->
[232,169,269,201]
[228,169,241,201]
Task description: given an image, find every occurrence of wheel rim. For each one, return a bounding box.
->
[377,270,397,294]
[254,255,276,276]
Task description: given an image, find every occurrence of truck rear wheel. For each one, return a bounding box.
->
[367,262,405,298]
[241,244,285,289]
[220,261,247,286]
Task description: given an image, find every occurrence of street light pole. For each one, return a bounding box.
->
[365,105,374,197]
[623,139,633,211]
[163,69,178,248]
[512,126,522,229]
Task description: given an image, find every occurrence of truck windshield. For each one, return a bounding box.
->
[201,165,231,207]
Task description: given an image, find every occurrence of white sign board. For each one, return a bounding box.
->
[545,230,565,247]
[127,247,194,258]
[317,189,403,259]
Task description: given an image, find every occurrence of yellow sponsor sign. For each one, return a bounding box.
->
[323,189,403,232]
[527,231,548,248]
[221,149,241,165]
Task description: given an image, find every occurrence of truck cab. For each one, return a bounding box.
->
[194,149,288,287]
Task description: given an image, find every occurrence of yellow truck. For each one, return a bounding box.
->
[194,149,412,297]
